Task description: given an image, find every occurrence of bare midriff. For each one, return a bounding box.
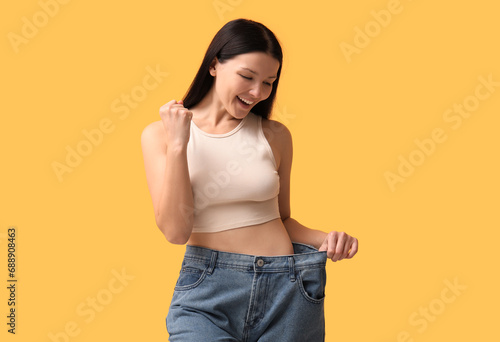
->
[186,218,294,256]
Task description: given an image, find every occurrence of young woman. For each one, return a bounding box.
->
[141,18,359,341]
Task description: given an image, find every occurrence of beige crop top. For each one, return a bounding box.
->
[186,111,281,233]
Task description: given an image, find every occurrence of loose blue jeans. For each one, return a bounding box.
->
[166,242,328,341]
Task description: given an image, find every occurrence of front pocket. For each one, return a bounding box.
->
[174,259,210,291]
[297,266,327,304]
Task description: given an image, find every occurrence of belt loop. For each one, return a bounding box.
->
[288,256,296,282]
[207,251,218,275]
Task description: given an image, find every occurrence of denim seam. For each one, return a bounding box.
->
[243,271,259,340]
[182,261,325,272]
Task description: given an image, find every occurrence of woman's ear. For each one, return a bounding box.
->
[209,57,219,76]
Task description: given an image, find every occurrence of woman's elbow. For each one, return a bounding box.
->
[163,230,190,245]
[155,214,193,244]
[156,221,191,244]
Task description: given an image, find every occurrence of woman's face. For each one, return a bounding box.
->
[210,52,280,118]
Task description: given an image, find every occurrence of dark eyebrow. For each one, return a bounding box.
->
[240,67,277,79]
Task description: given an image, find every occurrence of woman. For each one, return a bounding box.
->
[141,18,359,341]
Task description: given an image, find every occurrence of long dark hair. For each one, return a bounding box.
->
[182,18,283,120]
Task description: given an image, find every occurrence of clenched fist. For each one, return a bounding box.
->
[159,100,193,149]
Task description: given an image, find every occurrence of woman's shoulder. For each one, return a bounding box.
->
[141,120,167,149]
[260,116,292,145]
[142,119,164,134]
[260,116,293,169]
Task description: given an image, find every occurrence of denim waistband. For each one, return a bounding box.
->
[183,242,327,273]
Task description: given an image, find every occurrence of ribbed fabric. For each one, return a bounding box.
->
[186,112,281,233]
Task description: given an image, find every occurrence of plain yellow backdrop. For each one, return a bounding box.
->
[1,0,499,341]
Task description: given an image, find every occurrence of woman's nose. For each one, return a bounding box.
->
[249,84,262,98]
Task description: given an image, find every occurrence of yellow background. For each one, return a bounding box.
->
[1,0,499,341]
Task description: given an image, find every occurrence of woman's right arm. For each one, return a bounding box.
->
[140,100,194,244]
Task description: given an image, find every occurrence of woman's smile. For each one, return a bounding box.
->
[236,95,253,108]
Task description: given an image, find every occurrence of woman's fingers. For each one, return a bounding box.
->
[322,231,359,262]
[346,237,359,259]
[159,99,192,148]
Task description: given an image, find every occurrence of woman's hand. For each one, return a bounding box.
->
[159,99,193,149]
[318,231,358,262]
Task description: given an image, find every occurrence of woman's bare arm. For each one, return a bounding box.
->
[269,119,358,259]
[141,121,194,244]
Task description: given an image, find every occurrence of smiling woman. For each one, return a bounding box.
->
[140,18,358,341]
[194,51,280,121]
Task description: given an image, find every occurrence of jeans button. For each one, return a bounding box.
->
[256,259,264,267]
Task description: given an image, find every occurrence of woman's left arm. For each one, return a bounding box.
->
[270,119,359,262]
[283,217,358,262]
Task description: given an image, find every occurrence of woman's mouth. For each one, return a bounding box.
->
[237,95,254,108]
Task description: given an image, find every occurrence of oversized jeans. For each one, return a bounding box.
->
[166,242,328,341]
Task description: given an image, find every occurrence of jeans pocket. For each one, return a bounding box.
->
[297,265,327,304]
[174,258,210,291]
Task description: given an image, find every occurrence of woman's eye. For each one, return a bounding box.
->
[240,75,272,86]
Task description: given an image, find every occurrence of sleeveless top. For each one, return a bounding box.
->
[186,111,281,233]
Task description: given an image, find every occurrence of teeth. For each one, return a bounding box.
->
[238,96,254,105]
